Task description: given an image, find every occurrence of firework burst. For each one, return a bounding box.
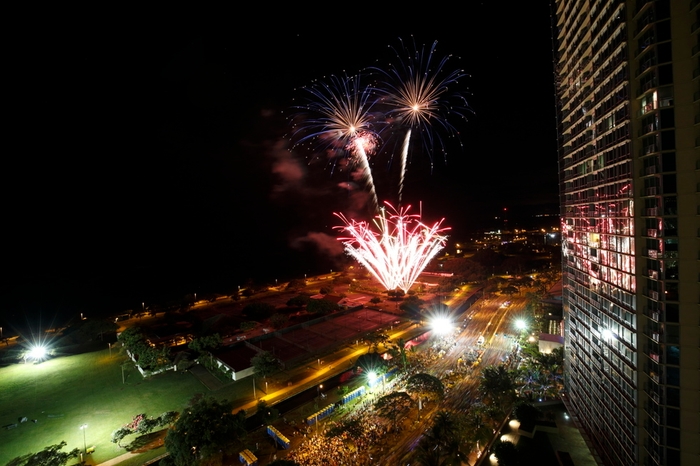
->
[290,74,383,209]
[372,37,472,200]
[335,202,449,293]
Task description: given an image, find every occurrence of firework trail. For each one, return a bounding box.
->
[290,74,383,210]
[335,202,449,292]
[373,37,472,202]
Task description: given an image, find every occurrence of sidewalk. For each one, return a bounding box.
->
[96,451,141,466]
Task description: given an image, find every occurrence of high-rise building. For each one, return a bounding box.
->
[553,1,699,465]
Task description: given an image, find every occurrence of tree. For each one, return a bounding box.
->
[6,441,81,466]
[163,396,246,466]
[188,334,222,355]
[63,318,118,344]
[136,417,159,435]
[414,410,467,466]
[137,345,171,371]
[255,399,279,426]
[269,313,289,329]
[117,326,145,352]
[406,373,444,402]
[251,351,280,379]
[399,295,425,318]
[111,426,133,448]
[286,294,310,307]
[492,440,520,466]
[374,391,413,421]
[240,321,257,331]
[157,411,179,428]
[363,331,389,353]
[306,298,339,314]
[388,338,408,370]
[513,402,541,429]
[479,365,517,412]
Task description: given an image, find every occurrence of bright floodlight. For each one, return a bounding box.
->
[28,345,47,360]
[602,328,613,340]
[367,371,377,384]
[431,316,452,335]
[515,319,527,331]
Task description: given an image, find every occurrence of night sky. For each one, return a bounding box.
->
[3,5,558,326]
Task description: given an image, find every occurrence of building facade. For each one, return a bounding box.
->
[553,1,699,465]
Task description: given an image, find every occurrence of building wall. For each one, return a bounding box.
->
[554,1,699,465]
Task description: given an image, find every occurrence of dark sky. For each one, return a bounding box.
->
[3,5,558,321]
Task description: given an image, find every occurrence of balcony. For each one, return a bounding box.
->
[638,78,659,97]
[639,101,658,116]
[636,57,657,77]
[640,144,658,156]
[639,123,658,136]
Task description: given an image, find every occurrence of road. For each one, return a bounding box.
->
[377,292,526,464]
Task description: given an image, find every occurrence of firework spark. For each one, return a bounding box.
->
[290,74,383,209]
[373,37,472,201]
[335,202,449,293]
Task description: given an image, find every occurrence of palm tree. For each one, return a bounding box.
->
[479,365,517,413]
[413,411,467,466]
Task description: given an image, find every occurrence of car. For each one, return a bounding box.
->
[477,335,485,346]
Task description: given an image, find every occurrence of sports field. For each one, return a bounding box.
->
[0,348,209,465]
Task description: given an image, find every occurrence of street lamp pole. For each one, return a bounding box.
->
[80,424,87,453]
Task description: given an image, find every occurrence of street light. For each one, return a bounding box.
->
[430,315,452,335]
[80,424,87,453]
[515,319,528,331]
[367,371,377,392]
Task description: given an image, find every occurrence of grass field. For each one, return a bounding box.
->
[0,348,227,465]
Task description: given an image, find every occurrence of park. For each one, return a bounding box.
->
[0,347,209,465]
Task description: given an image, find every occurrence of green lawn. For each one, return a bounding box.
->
[0,349,215,465]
